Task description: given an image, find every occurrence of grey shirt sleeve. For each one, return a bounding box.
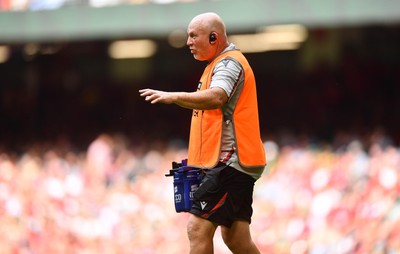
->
[209,57,244,100]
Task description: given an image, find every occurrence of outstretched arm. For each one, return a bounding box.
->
[139,87,228,110]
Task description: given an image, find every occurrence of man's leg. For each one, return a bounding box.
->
[221,220,260,254]
[187,214,218,254]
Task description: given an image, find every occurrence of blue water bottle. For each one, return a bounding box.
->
[172,170,185,212]
[166,159,202,212]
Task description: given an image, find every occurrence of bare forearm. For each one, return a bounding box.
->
[139,88,227,110]
[173,90,225,110]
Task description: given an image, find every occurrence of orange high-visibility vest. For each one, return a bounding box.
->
[187,49,266,169]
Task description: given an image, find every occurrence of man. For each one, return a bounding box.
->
[139,12,266,254]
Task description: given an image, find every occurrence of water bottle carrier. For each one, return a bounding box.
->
[165,159,203,213]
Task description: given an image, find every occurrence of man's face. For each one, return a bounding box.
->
[187,22,213,61]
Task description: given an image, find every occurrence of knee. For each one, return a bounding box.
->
[221,222,259,253]
[186,218,200,242]
[186,215,214,243]
[221,233,238,251]
[221,229,239,250]
[222,235,255,254]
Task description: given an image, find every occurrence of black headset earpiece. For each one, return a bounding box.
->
[209,33,216,43]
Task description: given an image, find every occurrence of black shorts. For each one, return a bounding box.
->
[189,163,256,228]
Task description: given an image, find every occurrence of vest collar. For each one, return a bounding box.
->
[207,43,237,64]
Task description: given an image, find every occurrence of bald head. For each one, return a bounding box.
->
[189,12,228,43]
[190,12,226,35]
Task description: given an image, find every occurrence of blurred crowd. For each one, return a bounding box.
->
[0,23,399,253]
[0,130,399,254]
